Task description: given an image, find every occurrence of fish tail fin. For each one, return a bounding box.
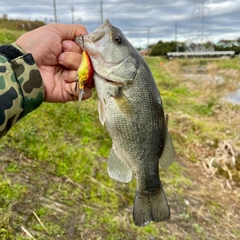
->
[133,185,170,227]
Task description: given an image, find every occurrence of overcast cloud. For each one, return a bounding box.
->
[1,0,240,48]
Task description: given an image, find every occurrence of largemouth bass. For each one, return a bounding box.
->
[75,20,175,227]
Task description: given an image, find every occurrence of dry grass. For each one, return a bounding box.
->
[1,56,240,239]
[165,58,240,188]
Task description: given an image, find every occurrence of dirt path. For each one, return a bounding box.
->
[1,59,240,239]
[1,139,239,239]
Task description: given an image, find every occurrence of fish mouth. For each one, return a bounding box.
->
[76,20,112,48]
[105,79,123,87]
[89,20,112,42]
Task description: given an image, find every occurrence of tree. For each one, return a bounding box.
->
[149,41,184,56]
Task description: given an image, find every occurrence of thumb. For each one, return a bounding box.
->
[48,23,88,41]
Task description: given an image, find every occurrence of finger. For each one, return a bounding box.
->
[62,69,95,91]
[65,82,92,102]
[81,88,92,101]
[62,40,83,53]
[71,89,92,101]
[58,52,82,70]
[62,69,77,83]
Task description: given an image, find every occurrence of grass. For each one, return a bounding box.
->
[215,57,240,70]
[1,27,240,239]
[0,29,25,44]
[0,18,44,45]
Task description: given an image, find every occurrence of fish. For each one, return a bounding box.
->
[75,20,175,227]
[76,50,94,101]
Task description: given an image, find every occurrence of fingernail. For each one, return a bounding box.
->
[62,40,72,51]
[58,53,65,63]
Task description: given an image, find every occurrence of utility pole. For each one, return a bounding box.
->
[175,21,179,52]
[100,1,103,24]
[71,5,75,24]
[147,28,150,49]
[53,0,57,23]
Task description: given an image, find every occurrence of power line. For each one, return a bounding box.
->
[1,0,240,46]
[1,0,235,5]
[185,0,214,52]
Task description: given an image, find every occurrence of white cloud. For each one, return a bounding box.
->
[1,0,240,47]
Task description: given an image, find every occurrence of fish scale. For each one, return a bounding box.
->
[75,20,175,227]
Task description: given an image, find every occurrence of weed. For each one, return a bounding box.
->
[1,53,240,239]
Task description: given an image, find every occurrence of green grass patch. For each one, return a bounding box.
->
[215,57,240,70]
[1,54,240,239]
[0,176,27,207]
[0,30,25,44]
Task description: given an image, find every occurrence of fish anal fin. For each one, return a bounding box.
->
[159,128,175,169]
[108,147,132,183]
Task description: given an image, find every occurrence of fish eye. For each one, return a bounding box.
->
[114,36,122,44]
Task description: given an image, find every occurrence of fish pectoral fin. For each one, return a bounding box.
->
[98,99,106,126]
[159,128,175,169]
[113,91,133,116]
[108,147,132,183]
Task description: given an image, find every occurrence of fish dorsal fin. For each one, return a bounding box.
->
[98,99,106,126]
[108,147,132,183]
[159,128,175,169]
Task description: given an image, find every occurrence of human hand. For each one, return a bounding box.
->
[15,24,93,103]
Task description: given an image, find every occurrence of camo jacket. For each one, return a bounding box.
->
[0,43,45,138]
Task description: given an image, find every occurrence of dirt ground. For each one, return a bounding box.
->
[1,60,240,239]
[1,142,239,239]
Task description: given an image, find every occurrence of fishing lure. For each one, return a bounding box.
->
[73,35,94,101]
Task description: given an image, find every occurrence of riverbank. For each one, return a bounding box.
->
[0,56,239,239]
[162,57,240,185]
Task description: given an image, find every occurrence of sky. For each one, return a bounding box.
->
[1,0,240,48]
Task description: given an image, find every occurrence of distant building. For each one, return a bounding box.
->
[2,14,8,20]
[167,51,235,59]
[139,49,149,56]
[217,40,238,48]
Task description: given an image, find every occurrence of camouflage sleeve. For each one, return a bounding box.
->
[0,43,45,138]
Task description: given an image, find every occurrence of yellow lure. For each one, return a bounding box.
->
[77,50,94,101]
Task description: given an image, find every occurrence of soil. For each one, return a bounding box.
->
[1,144,239,239]
[1,62,240,239]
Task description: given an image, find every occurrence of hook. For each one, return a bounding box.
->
[70,78,78,93]
[78,34,85,50]
[82,34,85,48]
